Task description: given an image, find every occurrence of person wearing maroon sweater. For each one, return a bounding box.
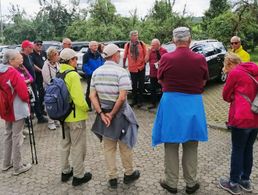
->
[146,39,167,109]
[152,27,208,194]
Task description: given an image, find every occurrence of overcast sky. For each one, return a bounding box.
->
[1,0,210,19]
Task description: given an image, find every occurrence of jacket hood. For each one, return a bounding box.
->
[0,63,9,73]
[237,62,258,77]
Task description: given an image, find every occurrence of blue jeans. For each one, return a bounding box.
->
[230,127,258,183]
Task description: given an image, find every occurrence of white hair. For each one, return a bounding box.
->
[89,41,98,48]
[130,30,138,37]
[2,49,20,65]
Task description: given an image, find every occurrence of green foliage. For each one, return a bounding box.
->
[2,0,258,52]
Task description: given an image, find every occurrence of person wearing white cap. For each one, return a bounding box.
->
[90,44,140,189]
[152,27,209,194]
[58,48,92,186]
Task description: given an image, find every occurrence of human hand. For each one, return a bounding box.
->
[100,113,111,127]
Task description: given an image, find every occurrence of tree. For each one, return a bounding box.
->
[202,0,230,34]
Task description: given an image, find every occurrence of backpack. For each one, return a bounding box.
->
[0,85,11,118]
[239,72,258,114]
[44,70,76,138]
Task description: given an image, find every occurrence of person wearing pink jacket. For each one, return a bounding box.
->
[219,52,258,195]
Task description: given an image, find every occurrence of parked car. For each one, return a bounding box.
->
[104,41,127,49]
[0,45,9,63]
[144,39,227,95]
[42,41,61,51]
[72,41,89,52]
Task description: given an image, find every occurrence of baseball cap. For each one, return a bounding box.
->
[21,40,33,49]
[173,27,191,39]
[34,40,43,44]
[103,44,119,58]
[60,48,77,60]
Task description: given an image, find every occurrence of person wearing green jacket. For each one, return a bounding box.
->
[59,48,92,186]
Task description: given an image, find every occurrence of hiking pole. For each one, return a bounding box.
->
[29,115,38,164]
[27,116,35,164]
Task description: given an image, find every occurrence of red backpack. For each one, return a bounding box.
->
[0,85,11,118]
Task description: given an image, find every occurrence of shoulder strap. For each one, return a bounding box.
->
[57,69,76,80]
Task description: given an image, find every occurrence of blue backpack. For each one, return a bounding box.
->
[44,70,76,138]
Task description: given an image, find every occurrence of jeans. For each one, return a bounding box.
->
[230,127,258,183]
[130,69,145,105]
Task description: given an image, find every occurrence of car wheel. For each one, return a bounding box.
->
[218,70,227,83]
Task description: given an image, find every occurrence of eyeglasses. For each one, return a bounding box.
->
[231,42,239,45]
[36,44,42,46]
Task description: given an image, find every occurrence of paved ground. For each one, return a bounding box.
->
[0,81,258,195]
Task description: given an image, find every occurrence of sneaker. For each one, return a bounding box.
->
[72,172,92,186]
[13,163,32,176]
[160,180,177,194]
[123,170,140,184]
[61,168,73,182]
[54,121,60,128]
[239,179,252,192]
[108,178,118,189]
[48,123,56,130]
[219,177,241,195]
[186,183,200,194]
[23,129,30,135]
[2,164,13,171]
[37,116,48,124]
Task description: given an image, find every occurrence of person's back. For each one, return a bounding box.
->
[159,48,208,94]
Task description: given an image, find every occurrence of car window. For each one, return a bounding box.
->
[212,42,226,53]
[192,46,204,55]
[201,44,216,57]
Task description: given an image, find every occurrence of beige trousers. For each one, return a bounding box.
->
[3,119,25,171]
[164,141,198,188]
[60,120,86,178]
[103,138,133,179]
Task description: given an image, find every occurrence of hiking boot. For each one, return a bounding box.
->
[160,180,177,194]
[38,116,48,124]
[72,172,92,186]
[108,178,118,189]
[123,170,140,184]
[239,179,252,192]
[186,183,200,194]
[48,123,56,130]
[61,168,73,182]
[2,164,13,171]
[13,163,32,176]
[219,177,241,195]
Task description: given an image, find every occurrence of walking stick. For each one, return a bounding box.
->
[26,117,34,164]
[27,116,38,164]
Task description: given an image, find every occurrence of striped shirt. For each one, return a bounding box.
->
[90,61,132,102]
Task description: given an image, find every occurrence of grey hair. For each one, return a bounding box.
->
[173,36,191,43]
[151,38,160,45]
[46,47,58,60]
[62,38,72,44]
[129,30,138,37]
[89,41,98,48]
[231,36,241,43]
[2,49,20,65]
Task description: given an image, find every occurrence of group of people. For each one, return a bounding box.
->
[0,26,257,195]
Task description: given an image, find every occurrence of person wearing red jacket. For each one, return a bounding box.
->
[0,49,32,175]
[219,52,258,195]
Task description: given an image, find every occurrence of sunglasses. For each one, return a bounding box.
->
[36,43,42,46]
[231,42,239,45]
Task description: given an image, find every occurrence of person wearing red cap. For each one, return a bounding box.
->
[21,40,48,124]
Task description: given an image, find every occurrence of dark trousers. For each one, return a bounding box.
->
[150,77,161,105]
[35,73,45,112]
[130,69,145,105]
[85,75,92,109]
[31,83,44,120]
[230,127,258,183]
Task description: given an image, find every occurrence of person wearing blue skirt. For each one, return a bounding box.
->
[152,27,209,194]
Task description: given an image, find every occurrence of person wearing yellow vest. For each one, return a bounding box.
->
[230,36,250,62]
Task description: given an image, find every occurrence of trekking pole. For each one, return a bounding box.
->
[27,116,35,164]
[29,115,38,164]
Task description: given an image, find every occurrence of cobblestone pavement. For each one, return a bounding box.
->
[0,81,258,195]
